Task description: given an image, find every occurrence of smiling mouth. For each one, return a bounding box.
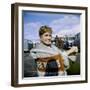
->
[42,41,51,46]
[47,39,51,42]
[46,41,51,43]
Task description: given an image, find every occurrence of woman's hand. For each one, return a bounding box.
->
[66,46,78,55]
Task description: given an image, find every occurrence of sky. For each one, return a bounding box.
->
[23,11,80,42]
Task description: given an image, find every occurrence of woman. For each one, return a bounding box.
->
[30,25,78,76]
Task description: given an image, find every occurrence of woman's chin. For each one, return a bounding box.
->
[43,42,51,46]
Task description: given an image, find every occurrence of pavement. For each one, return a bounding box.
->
[24,53,38,77]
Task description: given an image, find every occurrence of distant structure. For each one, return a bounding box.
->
[24,39,33,52]
[54,35,64,49]
[52,33,79,50]
[74,33,80,52]
[24,33,80,52]
[24,39,40,52]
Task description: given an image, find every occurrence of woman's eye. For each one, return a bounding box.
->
[45,34,48,36]
[45,34,51,37]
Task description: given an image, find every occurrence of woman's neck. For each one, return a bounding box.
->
[41,42,51,47]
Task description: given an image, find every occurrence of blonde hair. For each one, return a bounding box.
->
[39,25,52,37]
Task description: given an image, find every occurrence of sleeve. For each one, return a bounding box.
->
[59,50,70,70]
[30,49,37,59]
[52,45,70,70]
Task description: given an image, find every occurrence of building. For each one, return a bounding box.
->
[74,33,80,51]
[24,39,33,52]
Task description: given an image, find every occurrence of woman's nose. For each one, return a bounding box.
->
[48,35,51,39]
[48,37,51,40]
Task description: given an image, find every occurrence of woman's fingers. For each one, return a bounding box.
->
[71,46,78,53]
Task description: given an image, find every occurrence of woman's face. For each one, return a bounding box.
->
[40,32,52,46]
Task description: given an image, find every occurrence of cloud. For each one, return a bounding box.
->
[52,25,80,37]
[49,15,80,35]
[24,22,42,40]
[24,14,80,41]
